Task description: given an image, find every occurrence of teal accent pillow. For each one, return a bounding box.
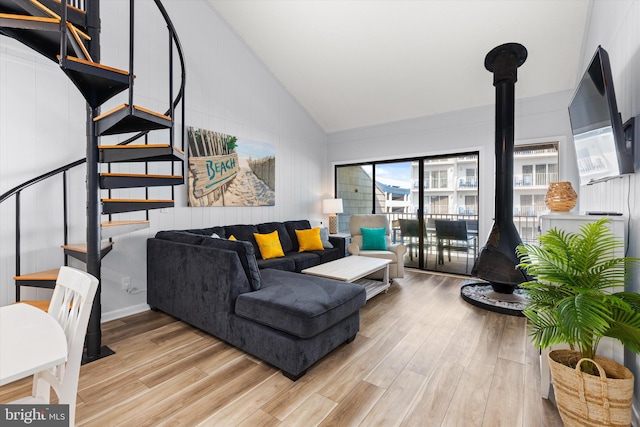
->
[360,227,387,250]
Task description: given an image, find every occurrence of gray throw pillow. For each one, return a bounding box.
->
[319,227,333,249]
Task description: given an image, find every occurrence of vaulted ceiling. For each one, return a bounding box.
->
[208,1,590,133]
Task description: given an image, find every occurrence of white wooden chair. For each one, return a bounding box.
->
[11,266,99,427]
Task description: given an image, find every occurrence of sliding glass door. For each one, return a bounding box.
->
[422,155,478,274]
[335,152,479,275]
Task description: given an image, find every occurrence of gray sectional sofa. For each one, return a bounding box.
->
[147,220,366,380]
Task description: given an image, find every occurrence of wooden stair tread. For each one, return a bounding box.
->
[0,12,59,23]
[101,219,151,239]
[61,241,113,252]
[14,268,60,281]
[61,55,128,75]
[0,12,60,33]
[93,104,127,121]
[101,220,150,227]
[94,104,171,122]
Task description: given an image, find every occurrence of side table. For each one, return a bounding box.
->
[330,233,351,256]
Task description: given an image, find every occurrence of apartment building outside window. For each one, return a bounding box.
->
[513,141,559,244]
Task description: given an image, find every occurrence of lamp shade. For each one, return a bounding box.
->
[322,198,343,214]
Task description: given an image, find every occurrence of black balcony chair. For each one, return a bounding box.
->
[398,219,420,261]
[434,219,477,274]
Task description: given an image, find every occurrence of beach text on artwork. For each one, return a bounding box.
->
[190,153,239,197]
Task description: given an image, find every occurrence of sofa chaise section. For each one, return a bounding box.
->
[147,233,366,380]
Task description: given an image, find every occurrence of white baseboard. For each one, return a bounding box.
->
[102,303,150,323]
[633,403,639,427]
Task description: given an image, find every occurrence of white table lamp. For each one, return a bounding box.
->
[323,198,343,234]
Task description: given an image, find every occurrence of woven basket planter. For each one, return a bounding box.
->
[548,349,634,426]
[545,181,578,212]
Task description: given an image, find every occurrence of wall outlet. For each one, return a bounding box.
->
[121,276,131,291]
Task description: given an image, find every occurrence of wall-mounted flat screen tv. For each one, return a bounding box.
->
[568,45,634,185]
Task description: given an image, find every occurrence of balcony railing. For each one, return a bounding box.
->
[514,172,558,187]
[340,211,541,246]
[515,148,558,156]
[513,204,546,217]
[458,178,478,188]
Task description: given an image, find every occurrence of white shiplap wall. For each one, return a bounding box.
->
[0,0,329,318]
[577,0,640,420]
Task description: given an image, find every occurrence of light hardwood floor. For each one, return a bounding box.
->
[0,270,563,426]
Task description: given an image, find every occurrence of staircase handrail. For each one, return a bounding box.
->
[1,157,85,291]
[0,158,86,204]
[118,0,186,147]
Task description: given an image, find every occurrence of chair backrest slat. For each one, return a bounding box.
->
[435,220,468,240]
[44,267,98,418]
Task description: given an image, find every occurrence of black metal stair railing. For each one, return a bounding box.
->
[104,0,187,217]
[0,158,86,299]
[116,0,187,150]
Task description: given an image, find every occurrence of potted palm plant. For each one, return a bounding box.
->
[516,217,640,426]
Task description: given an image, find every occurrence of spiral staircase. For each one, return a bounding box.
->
[0,0,186,361]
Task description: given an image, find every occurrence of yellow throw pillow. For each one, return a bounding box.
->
[296,228,324,252]
[228,235,237,241]
[253,230,285,259]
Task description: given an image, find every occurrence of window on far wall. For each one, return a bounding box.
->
[430,170,448,189]
[427,195,449,214]
[464,195,478,214]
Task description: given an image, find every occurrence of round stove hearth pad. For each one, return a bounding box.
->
[460,280,527,317]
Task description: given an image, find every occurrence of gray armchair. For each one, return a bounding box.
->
[347,214,406,279]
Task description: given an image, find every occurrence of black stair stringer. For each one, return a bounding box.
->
[99,144,184,163]
[99,173,183,189]
[95,104,172,136]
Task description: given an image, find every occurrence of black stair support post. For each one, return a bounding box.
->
[128,0,134,108]
[59,0,68,60]
[83,0,113,362]
[85,104,103,361]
